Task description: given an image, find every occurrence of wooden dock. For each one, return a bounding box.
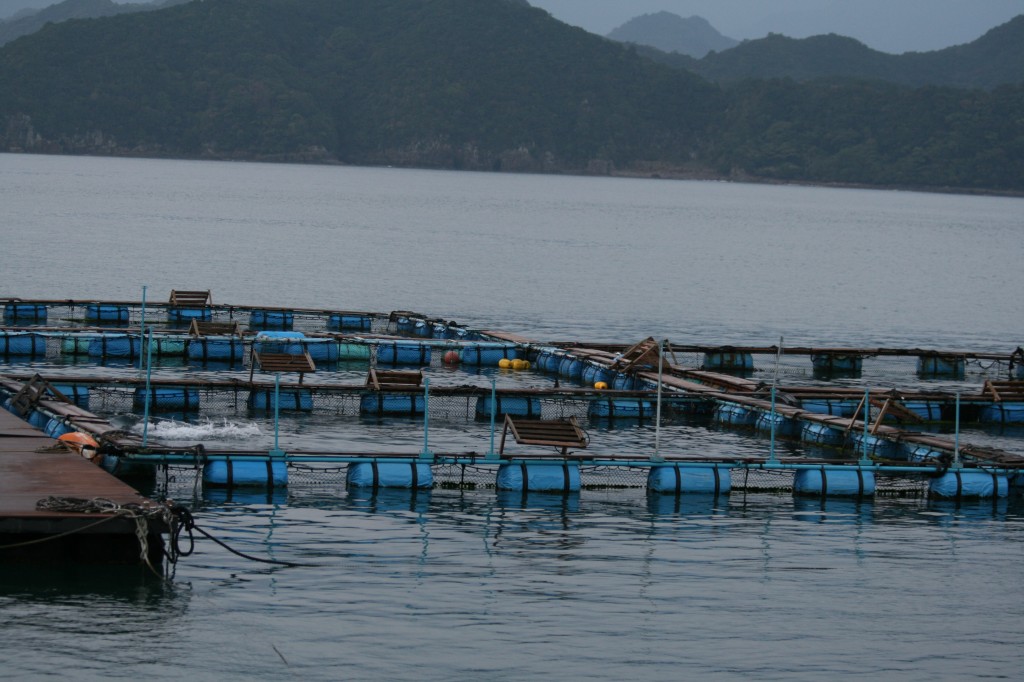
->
[0,409,165,565]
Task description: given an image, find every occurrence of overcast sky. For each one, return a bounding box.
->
[528,0,1024,53]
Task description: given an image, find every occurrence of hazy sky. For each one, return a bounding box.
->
[1,0,1022,54]
[528,0,1024,53]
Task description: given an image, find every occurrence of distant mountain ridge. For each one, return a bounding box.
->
[638,14,1024,89]
[0,0,188,46]
[606,11,737,58]
[0,0,1021,193]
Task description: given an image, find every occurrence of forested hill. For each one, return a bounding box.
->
[639,15,1024,90]
[1,0,1022,193]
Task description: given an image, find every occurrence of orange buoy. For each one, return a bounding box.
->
[58,432,100,462]
[443,350,461,365]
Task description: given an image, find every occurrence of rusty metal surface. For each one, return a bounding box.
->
[0,410,155,518]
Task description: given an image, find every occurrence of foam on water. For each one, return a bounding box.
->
[135,417,263,441]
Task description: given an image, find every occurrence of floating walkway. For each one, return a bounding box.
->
[0,407,167,565]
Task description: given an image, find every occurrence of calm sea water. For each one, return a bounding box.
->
[1,153,1023,680]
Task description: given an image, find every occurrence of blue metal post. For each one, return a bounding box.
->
[859,388,871,464]
[953,392,962,469]
[768,386,777,463]
[138,285,147,371]
[420,377,433,461]
[269,372,285,458]
[486,376,497,460]
[652,339,665,463]
[142,327,154,446]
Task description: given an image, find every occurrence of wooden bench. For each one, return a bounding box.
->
[366,368,423,391]
[982,380,1024,402]
[250,350,316,383]
[188,319,240,337]
[499,415,589,456]
[169,289,212,307]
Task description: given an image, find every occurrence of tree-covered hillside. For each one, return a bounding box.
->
[0,0,1021,193]
[640,15,1024,90]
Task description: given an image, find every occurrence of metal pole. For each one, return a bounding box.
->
[487,376,497,459]
[269,372,284,457]
[860,387,871,464]
[421,377,433,460]
[953,392,961,469]
[768,336,783,463]
[138,285,147,371]
[652,339,665,462]
[142,326,154,446]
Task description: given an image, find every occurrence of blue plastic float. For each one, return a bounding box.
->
[496,462,581,493]
[648,465,731,494]
[346,462,433,489]
[793,468,876,497]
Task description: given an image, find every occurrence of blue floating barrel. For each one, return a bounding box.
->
[249,309,293,328]
[557,356,584,380]
[581,364,614,386]
[247,389,313,411]
[376,342,431,366]
[253,331,305,354]
[461,344,520,366]
[100,454,155,479]
[3,303,47,322]
[755,411,799,438]
[395,316,415,334]
[346,462,433,489]
[929,470,1008,499]
[800,399,858,417]
[713,402,757,426]
[800,421,847,446]
[980,402,1024,424]
[297,340,338,362]
[87,334,137,359]
[475,396,542,419]
[44,417,73,439]
[901,400,945,421]
[794,468,876,497]
[917,354,965,377]
[648,465,731,494]
[902,443,944,463]
[61,334,95,355]
[0,332,47,357]
[167,307,211,322]
[85,304,130,324]
[203,460,288,489]
[328,313,373,332]
[589,399,655,419]
[360,394,425,415]
[27,410,50,429]
[496,462,581,493]
[133,387,199,412]
[811,353,862,373]
[702,351,753,371]
[188,337,246,362]
[51,384,89,408]
[849,430,897,458]
[611,373,636,390]
[337,342,371,361]
[534,350,561,374]
[412,320,432,338]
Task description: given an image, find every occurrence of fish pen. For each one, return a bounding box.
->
[2,294,1022,506]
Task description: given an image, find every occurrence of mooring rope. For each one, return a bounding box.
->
[0,497,310,570]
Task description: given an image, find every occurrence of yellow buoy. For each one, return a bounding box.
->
[594,381,608,390]
[511,359,530,370]
[498,358,512,369]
